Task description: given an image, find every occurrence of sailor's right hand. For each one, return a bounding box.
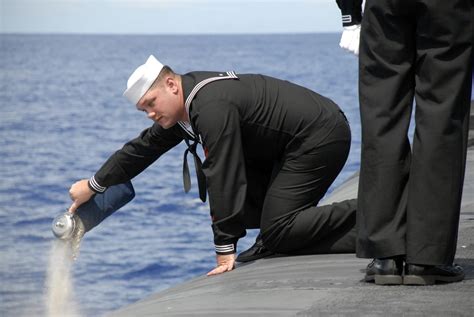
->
[68,179,94,213]
[339,24,361,55]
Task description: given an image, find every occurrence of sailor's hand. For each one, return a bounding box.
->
[339,24,361,55]
[207,254,236,276]
[68,179,94,213]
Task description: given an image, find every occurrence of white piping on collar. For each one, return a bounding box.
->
[178,121,198,141]
[184,71,238,119]
[178,71,238,142]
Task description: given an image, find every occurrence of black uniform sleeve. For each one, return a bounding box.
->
[90,123,183,192]
[194,100,247,254]
[336,0,363,27]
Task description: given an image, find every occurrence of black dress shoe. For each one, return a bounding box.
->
[404,263,464,285]
[365,257,404,285]
[236,234,274,263]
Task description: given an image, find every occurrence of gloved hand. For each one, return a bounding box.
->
[335,0,363,56]
[339,24,361,55]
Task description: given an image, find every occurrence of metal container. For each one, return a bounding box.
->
[52,211,76,240]
[51,181,135,239]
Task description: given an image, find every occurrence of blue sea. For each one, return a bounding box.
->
[0,33,361,316]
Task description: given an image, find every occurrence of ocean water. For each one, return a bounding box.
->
[0,33,360,316]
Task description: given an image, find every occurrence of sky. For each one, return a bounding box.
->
[1,0,342,34]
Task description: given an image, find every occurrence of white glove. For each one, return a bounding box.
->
[339,24,360,56]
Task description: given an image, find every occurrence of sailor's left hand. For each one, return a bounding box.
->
[207,254,236,276]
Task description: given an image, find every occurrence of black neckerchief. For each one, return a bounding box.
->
[180,73,206,202]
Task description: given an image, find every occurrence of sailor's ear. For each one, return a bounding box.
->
[165,77,179,93]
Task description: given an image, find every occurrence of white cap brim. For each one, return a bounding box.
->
[123,55,164,105]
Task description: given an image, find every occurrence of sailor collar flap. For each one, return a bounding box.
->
[178,71,239,142]
[179,71,239,203]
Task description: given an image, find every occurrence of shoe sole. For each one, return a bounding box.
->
[403,274,465,285]
[365,275,403,285]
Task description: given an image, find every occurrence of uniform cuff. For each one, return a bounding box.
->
[215,243,237,255]
[88,175,107,193]
[341,15,362,27]
[341,14,353,26]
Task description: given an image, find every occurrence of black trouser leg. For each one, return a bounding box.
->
[357,0,416,258]
[406,0,473,265]
[358,0,473,264]
[289,199,357,255]
[259,122,356,254]
[240,163,273,229]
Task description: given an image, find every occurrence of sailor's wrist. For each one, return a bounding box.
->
[215,243,237,255]
[341,15,362,27]
[343,24,360,31]
[88,175,107,193]
[341,14,354,27]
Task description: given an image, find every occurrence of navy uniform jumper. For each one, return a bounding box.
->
[91,72,357,255]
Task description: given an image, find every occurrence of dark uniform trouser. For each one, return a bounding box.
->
[357,0,473,265]
[245,115,357,255]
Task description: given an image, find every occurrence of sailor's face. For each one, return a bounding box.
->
[136,79,183,129]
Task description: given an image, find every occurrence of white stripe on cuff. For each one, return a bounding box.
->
[89,175,106,193]
[342,15,352,23]
[215,244,235,253]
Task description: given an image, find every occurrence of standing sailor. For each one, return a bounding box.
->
[357,0,473,285]
[69,55,357,275]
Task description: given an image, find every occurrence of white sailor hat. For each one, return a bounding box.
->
[123,55,164,105]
